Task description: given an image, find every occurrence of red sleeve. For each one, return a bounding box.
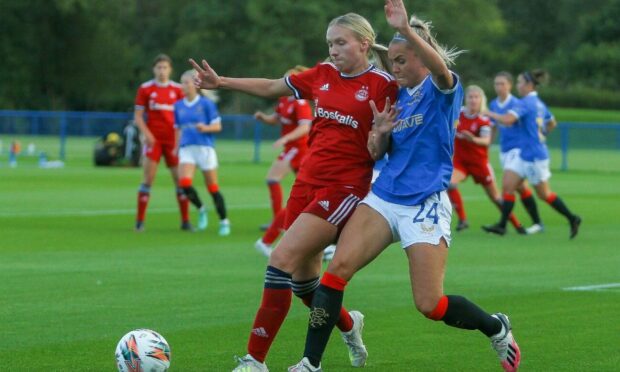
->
[135,86,147,109]
[176,86,185,100]
[285,64,321,100]
[294,100,313,122]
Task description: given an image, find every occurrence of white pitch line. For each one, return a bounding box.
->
[562,283,620,291]
[0,203,269,218]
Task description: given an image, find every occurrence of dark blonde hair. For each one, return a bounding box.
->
[328,13,392,74]
[392,16,464,66]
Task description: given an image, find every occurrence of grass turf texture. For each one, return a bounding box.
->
[1,138,619,371]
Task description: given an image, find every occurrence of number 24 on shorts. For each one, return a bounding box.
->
[413,202,439,224]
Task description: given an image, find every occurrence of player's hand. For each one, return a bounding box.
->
[370,97,398,135]
[460,130,475,142]
[144,131,156,147]
[254,111,266,121]
[189,59,221,89]
[384,0,410,32]
[196,123,209,132]
[273,137,287,148]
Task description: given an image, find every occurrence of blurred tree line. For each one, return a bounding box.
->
[1,0,618,112]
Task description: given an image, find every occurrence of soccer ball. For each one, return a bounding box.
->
[115,329,171,372]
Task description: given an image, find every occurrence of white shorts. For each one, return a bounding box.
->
[361,191,452,248]
[500,148,523,172]
[178,145,218,171]
[522,159,551,185]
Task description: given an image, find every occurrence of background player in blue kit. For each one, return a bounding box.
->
[489,71,543,234]
[175,69,230,235]
[483,69,581,239]
[289,1,521,371]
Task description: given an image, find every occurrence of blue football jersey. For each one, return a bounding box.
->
[509,92,552,161]
[489,95,521,153]
[372,73,464,206]
[174,96,221,148]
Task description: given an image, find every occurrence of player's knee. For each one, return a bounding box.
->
[179,177,192,188]
[207,183,219,194]
[447,183,458,190]
[415,294,446,320]
[268,247,298,273]
[326,258,355,283]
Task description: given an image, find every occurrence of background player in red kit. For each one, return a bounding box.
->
[253,66,312,255]
[190,12,398,372]
[134,54,190,231]
[447,85,525,233]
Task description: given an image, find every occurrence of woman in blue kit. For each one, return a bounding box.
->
[175,69,230,235]
[483,69,581,239]
[288,1,520,371]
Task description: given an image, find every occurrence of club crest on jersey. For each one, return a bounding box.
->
[355,86,369,101]
[169,91,177,99]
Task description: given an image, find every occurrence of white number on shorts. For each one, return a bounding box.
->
[412,202,439,225]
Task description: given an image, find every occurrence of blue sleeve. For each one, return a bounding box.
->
[509,98,529,119]
[203,98,221,124]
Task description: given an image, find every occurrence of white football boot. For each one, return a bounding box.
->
[340,310,368,367]
[490,313,521,372]
[232,354,269,372]
[288,357,322,372]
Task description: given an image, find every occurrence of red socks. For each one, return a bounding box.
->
[267,181,283,216]
[447,188,466,221]
[262,209,286,245]
[136,192,149,222]
[176,189,190,223]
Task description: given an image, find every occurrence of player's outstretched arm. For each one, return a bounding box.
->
[254,111,279,125]
[384,0,453,90]
[189,59,290,99]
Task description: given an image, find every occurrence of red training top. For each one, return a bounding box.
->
[285,62,398,187]
[135,80,184,143]
[275,96,313,151]
[454,110,492,163]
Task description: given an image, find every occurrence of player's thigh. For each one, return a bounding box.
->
[405,239,448,313]
[501,170,523,193]
[266,158,292,181]
[142,157,159,185]
[326,204,393,281]
[178,163,196,180]
[202,169,218,186]
[269,212,338,274]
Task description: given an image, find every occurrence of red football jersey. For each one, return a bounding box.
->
[454,110,492,163]
[285,62,398,187]
[135,80,184,143]
[275,96,312,150]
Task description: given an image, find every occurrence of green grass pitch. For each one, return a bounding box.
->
[1,138,619,371]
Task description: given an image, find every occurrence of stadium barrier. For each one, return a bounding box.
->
[0,110,619,169]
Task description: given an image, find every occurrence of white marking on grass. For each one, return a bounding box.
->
[0,203,269,218]
[562,283,620,292]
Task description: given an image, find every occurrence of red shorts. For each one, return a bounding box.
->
[278,146,307,172]
[284,180,367,231]
[144,140,178,167]
[453,158,495,185]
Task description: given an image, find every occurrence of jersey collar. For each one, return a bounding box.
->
[154,80,171,87]
[183,95,200,106]
[496,94,513,108]
[406,74,430,96]
[339,64,374,79]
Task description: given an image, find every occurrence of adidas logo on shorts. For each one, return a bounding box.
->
[251,327,269,338]
[320,83,330,91]
[318,200,330,211]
